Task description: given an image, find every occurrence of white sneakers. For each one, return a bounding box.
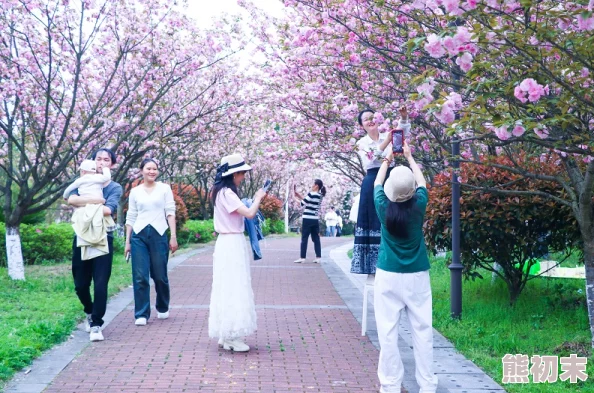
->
[135,310,169,326]
[86,314,104,342]
[89,326,104,342]
[294,258,321,263]
[222,338,250,352]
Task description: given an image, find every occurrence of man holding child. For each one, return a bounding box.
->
[67,148,123,342]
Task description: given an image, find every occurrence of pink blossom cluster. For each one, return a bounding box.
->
[514,79,550,103]
[424,26,475,72]
[434,92,463,125]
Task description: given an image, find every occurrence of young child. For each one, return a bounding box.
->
[64,160,116,260]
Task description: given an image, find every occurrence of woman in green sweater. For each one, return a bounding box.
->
[372,141,438,393]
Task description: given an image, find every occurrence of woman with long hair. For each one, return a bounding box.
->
[372,141,437,393]
[351,106,410,276]
[293,179,326,263]
[208,153,266,352]
[125,158,177,326]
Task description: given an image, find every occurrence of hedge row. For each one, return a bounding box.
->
[0,218,287,266]
[178,219,286,245]
[0,223,75,266]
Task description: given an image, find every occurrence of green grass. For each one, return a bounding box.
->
[430,255,593,392]
[0,254,133,387]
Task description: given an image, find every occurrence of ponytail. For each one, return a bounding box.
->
[385,196,418,238]
[314,179,327,197]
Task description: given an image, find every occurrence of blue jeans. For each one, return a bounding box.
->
[326,225,336,237]
[131,225,170,320]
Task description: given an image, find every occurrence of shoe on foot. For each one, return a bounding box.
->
[312,257,321,263]
[218,337,224,347]
[84,314,92,333]
[157,311,169,319]
[222,338,250,352]
[135,317,147,326]
[293,258,306,263]
[89,326,104,342]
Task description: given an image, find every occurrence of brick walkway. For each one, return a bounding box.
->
[44,237,381,393]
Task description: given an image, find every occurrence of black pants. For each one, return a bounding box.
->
[300,218,321,258]
[72,235,114,327]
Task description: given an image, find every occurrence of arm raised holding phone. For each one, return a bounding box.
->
[373,106,409,159]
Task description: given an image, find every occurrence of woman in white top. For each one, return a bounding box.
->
[351,106,411,276]
[125,158,177,326]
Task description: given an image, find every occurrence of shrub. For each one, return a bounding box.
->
[424,154,580,305]
[173,194,189,233]
[172,184,206,220]
[269,219,285,235]
[178,220,215,245]
[260,195,283,221]
[0,223,75,266]
[261,219,285,236]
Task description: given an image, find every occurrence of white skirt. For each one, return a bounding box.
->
[208,234,257,339]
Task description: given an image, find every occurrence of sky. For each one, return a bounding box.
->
[186,0,287,27]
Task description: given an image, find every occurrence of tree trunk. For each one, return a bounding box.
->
[117,203,124,226]
[583,238,594,348]
[6,226,25,280]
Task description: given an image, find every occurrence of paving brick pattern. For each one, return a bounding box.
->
[44,237,382,392]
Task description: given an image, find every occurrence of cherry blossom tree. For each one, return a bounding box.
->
[0,0,245,279]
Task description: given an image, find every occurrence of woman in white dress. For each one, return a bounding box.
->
[208,153,266,352]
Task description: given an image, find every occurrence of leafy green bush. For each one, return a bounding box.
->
[178,219,215,245]
[178,218,283,243]
[0,223,75,266]
[262,219,285,236]
[425,155,580,305]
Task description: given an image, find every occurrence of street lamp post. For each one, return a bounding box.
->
[449,137,463,319]
[448,18,463,319]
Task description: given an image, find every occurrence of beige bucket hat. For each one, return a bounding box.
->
[384,166,416,202]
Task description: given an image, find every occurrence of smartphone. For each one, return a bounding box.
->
[392,129,404,154]
[263,179,272,192]
[125,252,131,262]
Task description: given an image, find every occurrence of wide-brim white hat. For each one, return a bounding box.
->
[384,166,416,203]
[219,153,252,177]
